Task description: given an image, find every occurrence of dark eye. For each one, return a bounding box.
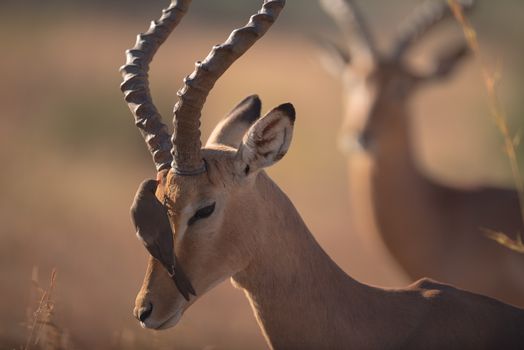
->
[188,202,216,226]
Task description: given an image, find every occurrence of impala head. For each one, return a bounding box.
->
[319,0,475,152]
[120,0,290,330]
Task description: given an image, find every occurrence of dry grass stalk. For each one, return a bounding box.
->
[23,268,70,350]
[448,0,524,253]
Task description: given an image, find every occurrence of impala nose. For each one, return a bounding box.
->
[357,131,371,149]
[136,303,153,322]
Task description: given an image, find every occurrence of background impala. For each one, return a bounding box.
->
[319,0,524,307]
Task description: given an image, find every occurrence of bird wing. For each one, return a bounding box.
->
[130,179,195,300]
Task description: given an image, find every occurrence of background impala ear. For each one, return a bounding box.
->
[236,103,295,176]
[419,41,471,82]
[206,95,262,149]
[316,38,351,78]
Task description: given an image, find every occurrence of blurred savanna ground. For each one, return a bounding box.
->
[1,0,523,349]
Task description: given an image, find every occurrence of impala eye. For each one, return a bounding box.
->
[188,202,216,226]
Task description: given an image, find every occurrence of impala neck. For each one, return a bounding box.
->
[360,100,441,202]
[351,98,452,278]
[371,103,421,182]
[232,174,379,349]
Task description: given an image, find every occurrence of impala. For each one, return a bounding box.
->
[320,0,524,307]
[120,0,524,348]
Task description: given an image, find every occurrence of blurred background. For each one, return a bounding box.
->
[1,0,523,349]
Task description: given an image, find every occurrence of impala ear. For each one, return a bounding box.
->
[317,38,351,78]
[236,103,295,176]
[206,95,262,149]
[422,42,470,82]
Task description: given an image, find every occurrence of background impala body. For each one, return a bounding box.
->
[120,0,524,348]
[320,0,524,307]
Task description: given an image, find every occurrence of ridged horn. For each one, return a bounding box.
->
[392,0,476,60]
[120,0,191,171]
[171,0,286,175]
[319,0,378,65]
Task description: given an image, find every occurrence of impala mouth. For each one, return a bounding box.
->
[156,310,183,330]
[338,132,364,154]
[141,308,184,330]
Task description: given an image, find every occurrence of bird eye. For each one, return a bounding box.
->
[188,202,216,226]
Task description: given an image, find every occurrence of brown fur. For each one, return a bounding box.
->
[133,111,524,349]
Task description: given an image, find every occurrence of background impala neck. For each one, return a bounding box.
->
[232,174,375,348]
[370,103,421,180]
[347,100,452,279]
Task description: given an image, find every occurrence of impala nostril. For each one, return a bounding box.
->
[357,130,372,149]
[137,303,153,322]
